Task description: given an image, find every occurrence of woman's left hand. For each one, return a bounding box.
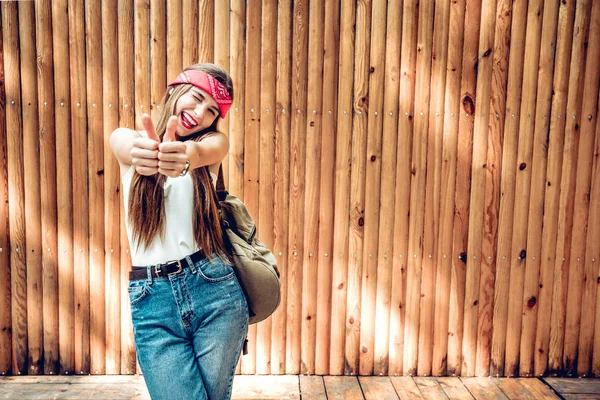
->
[158,116,189,177]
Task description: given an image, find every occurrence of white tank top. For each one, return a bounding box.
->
[122,165,217,266]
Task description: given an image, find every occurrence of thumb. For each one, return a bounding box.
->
[141,114,160,142]
[162,116,179,143]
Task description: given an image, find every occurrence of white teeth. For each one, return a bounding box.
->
[183,112,197,127]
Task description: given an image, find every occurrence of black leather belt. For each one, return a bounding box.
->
[129,250,206,281]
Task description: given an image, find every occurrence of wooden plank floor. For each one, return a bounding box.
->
[0,375,598,399]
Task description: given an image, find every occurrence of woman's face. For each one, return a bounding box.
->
[173,87,220,137]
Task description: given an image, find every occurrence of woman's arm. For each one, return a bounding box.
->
[110,125,160,176]
[184,132,230,171]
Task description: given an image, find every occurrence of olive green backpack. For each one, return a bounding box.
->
[210,165,281,326]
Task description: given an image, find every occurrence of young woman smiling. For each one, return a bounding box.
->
[110,63,248,400]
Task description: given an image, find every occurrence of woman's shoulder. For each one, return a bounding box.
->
[192,129,227,142]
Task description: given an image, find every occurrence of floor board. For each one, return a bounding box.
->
[300,375,327,400]
[359,376,399,400]
[390,376,425,400]
[543,377,600,400]
[461,377,509,400]
[0,375,598,399]
[437,377,474,399]
[323,376,364,400]
[413,377,450,400]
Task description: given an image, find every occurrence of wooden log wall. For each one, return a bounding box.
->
[0,0,599,377]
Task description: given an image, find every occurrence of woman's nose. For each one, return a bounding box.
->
[194,104,205,117]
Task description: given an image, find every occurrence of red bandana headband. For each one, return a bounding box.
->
[168,70,232,118]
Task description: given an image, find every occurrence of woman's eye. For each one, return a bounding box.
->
[209,109,215,116]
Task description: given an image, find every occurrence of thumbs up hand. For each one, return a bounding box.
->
[161,115,177,143]
[129,114,160,176]
[158,116,189,177]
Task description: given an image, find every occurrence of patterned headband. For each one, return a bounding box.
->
[168,70,232,118]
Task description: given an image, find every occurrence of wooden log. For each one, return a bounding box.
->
[36,0,60,376]
[150,0,166,120]
[301,0,324,375]
[2,1,27,375]
[120,212,135,373]
[591,93,600,377]
[583,87,600,377]
[166,0,182,80]
[285,0,308,375]
[533,0,576,377]
[388,0,418,376]
[462,0,496,377]
[547,0,592,376]
[417,0,450,377]
[489,0,527,377]
[214,0,230,184]
[242,0,261,374]
[118,0,137,375]
[256,0,276,375]
[228,0,245,198]
[69,0,90,375]
[232,0,243,354]
[519,0,560,376]
[135,0,151,125]
[19,0,44,375]
[328,0,355,376]
[52,0,75,376]
[431,0,465,377]
[403,0,433,376]
[358,0,384,377]
[198,0,214,63]
[271,0,292,375]
[566,0,600,376]
[182,0,198,66]
[0,5,11,376]
[103,0,121,375]
[119,194,135,374]
[344,0,371,375]
[447,0,481,377]
[85,0,105,375]
[504,0,545,377]
[314,0,339,376]
[477,0,512,378]
[372,0,400,377]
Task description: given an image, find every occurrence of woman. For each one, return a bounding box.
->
[110,63,248,400]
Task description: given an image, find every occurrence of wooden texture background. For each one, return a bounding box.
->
[1,0,599,378]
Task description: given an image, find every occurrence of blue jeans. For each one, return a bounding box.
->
[128,253,249,400]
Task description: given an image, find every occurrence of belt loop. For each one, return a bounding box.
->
[186,254,197,274]
[146,266,153,285]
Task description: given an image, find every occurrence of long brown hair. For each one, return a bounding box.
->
[128,63,233,262]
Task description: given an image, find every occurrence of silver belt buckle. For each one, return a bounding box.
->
[166,259,183,276]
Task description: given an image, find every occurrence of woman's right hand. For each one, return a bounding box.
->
[130,114,160,176]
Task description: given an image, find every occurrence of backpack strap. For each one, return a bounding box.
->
[206,165,225,210]
[216,164,228,201]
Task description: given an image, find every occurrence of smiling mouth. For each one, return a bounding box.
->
[180,111,198,130]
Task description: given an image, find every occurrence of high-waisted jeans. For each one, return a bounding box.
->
[128,253,248,400]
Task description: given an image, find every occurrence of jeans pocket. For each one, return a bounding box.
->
[128,280,149,305]
[196,256,235,283]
